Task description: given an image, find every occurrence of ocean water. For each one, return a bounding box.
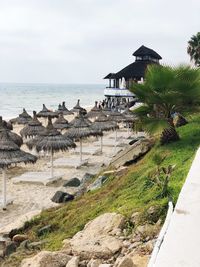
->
[0,83,104,120]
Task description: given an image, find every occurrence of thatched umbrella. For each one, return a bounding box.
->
[108,110,125,148]
[26,117,76,178]
[91,111,118,153]
[69,111,92,127]
[3,120,13,131]
[0,117,23,147]
[20,111,46,138]
[10,108,32,125]
[87,101,102,118]
[102,103,112,115]
[37,104,59,119]
[57,102,74,115]
[70,99,86,113]
[122,108,138,135]
[0,130,37,209]
[64,112,102,162]
[53,113,70,131]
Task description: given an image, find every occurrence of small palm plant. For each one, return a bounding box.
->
[187,32,200,67]
[131,64,200,144]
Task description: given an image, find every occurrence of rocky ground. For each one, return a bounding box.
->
[0,210,161,267]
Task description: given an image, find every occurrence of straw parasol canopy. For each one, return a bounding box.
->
[53,113,70,131]
[3,120,13,131]
[91,111,119,153]
[20,111,46,138]
[70,99,86,113]
[26,117,76,178]
[64,112,102,162]
[87,101,102,118]
[57,102,74,115]
[10,108,32,125]
[108,109,125,123]
[0,130,37,209]
[102,103,112,115]
[37,104,58,118]
[122,108,138,123]
[69,111,92,127]
[0,117,23,147]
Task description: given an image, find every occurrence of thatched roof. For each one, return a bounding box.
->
[104,73,116,79]
[20,111,46,138]
[26,117,76,153]
[87,101,102,118]
[10,108,32,125]
[0,117,23,147]
[64,113,102,140]
[91,112,119,132]
[102,104,112,115]
[122,108,138,122]
[53,113,70,130]
[108,110,125,123]
[60,102,74,115]
[70,99,86,113]
[3,120,13,130]
[37,104,58,118]
[133,45,162,60]
[0,130,37,168]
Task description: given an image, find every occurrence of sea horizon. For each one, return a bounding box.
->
[0,83,105,120]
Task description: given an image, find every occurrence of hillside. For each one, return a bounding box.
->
[2,113,200,266]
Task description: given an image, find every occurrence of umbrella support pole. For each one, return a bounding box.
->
[80,139,82,163]
[115,129,117,153]
[2,169,6,210]
[100,135,103,154]
[50,150,54,178]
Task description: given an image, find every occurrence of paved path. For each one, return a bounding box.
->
[154,147,200,267]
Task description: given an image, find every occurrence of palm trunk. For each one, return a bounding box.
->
[160,118,179,145]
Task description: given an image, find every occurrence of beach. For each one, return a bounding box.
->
[0,109,129,234]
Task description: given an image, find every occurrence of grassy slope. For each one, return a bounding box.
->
[16,113,200,252]
[2,114,199,267]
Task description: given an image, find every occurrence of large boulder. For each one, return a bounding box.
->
[66,256,79,267]
[114,256,136,267]
[110,139,152,168]
[21,251,71,267]
[69,213,125,260]
[63,178,81,187]
[51,191,74,203]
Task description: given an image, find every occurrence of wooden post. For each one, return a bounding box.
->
[2,169,6,210]
[80,138,82,163]
[51,149,54,178]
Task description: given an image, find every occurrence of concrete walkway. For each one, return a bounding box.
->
[154,147,200,267]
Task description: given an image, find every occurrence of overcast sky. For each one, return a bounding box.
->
[0,0,199,84]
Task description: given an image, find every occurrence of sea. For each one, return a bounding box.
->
[0,83,105,120]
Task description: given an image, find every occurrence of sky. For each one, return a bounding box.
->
[0,0,199,84]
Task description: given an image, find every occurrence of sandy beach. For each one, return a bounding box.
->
[0,111,129,233]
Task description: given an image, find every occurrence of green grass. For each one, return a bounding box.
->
[7,114,200,255]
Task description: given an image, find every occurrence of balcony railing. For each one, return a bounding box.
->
[104,87,135,97]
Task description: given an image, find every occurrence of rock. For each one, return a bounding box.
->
[87,259,102,267]
[28,240,46,249]
[135,224,159,241]
[130,212,140,227]
[51,191,74,203]
[70,213,125,260]
[81,173,95,184]
[12,234,28,243]
[66,256,79,267]
[128,254,149,267]
[4,241,17,256]
[21,251,71,267]
[37,225,52,236]
[87,176,107,191]
[18,240,30,250]
[110,139,152,168]
[63,178,81,187]
[114,256,136,267]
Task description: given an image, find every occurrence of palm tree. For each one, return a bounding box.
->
[187,32,200,67]
[131,64,200,145]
